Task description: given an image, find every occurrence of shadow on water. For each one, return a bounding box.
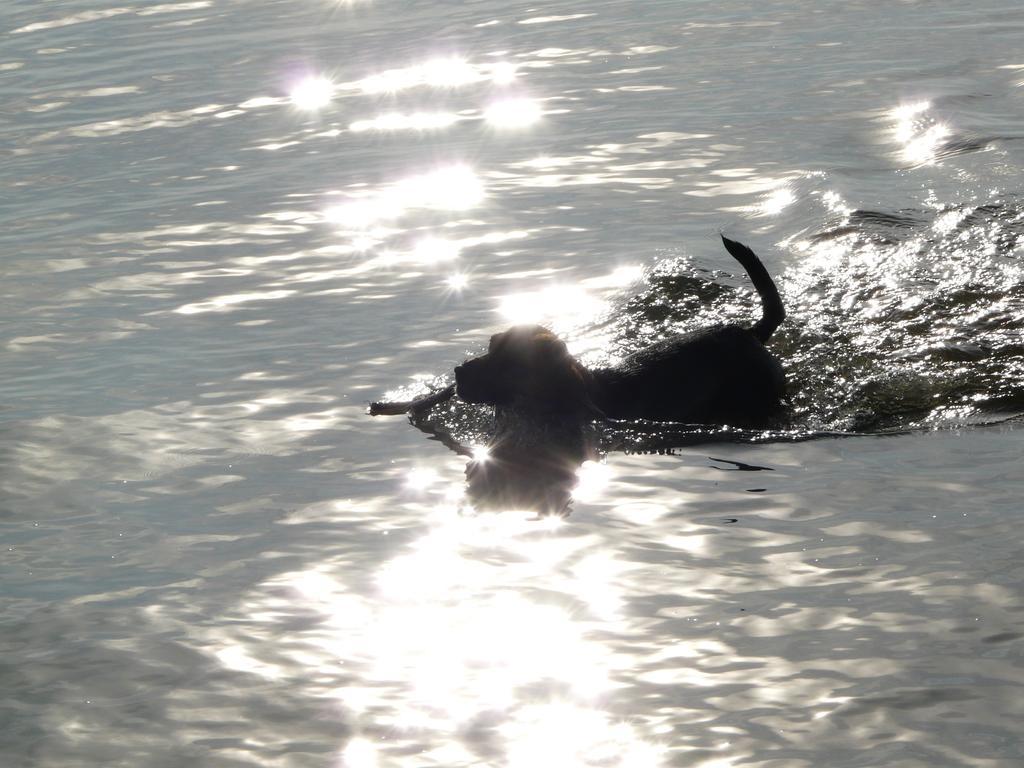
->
[375,194,1024,512]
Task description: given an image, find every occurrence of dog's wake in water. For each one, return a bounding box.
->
[779,199,1024,432]
[565,197,1024,437]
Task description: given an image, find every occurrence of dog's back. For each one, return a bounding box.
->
[590,237,786,424]
[592,325,784,423]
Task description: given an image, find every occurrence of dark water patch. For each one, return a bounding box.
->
[708,457,775,471]
[981,631,1022,644]
[849,208,930,230]
[933,134,995,160]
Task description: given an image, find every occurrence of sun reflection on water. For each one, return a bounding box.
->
[491,61,518,84]
[351,57,485,94]
[890,100,951,166]
[404,467,441,491]
[497,284,607,327]
[411,236,461,264]
[290,75,335,110]
[323,165,485,229]
[503,703,663,768]
[174,289,295,315]
[339,737,379,768]
[363,517,625,730]
[485,97,543,128]
[348,110,460,133]
[207,491,661,762]
[572,460,613,503]
[755,185,796,216]
[445,272,470,292]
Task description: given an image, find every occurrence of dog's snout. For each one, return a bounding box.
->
[455,357,493,403]
[456,356,482,377]
[454,361,472,393]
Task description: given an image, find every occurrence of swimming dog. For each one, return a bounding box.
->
[369,236,786,514]
[452,236,786,426]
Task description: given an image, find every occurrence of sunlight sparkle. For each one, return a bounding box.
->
[497,285,605,326]
[290,76,334,110]
[890,100,950,166]
[340,738,379,768]
[412,237,461,264]
[323,165,485,229]
[757,186,796,216]
[406,467,441,491]
[490,61,518,84]
[349,111,459,133]
[445,273,470,291]
[485,98,542,128]
[572,460,612,503]
[356,57,484,94]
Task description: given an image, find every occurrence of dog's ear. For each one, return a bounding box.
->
[527,337,602,418]
[490,325,556,353]
[531,332,569,359]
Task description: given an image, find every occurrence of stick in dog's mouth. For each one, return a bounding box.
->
[368,384,456,416]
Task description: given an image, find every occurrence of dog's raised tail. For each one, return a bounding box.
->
[720,235,785,342]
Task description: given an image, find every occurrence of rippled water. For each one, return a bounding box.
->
[3,1,1024,766]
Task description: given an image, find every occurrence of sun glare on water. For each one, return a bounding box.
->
[211,495,665,767]
[485,97,543,129]
[290,75,334,110]
[354,57,485,94]
[349,110,460,133]
[497,284,607,327]
[890,100,951,166]
[323,165,485,229]
[445,272,470,292]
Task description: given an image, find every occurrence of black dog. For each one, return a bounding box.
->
[370,236,785,514]
[453,236,786,426]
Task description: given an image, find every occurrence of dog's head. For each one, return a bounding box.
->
[455,325,601,418]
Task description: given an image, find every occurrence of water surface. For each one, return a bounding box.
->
[2,1,1024,766]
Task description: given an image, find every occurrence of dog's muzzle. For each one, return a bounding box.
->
[455,356,506,404]
[454,360,481,402]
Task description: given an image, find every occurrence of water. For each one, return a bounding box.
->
[2,1,1024,765]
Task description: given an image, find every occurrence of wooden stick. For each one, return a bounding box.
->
[368,384,456,416]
